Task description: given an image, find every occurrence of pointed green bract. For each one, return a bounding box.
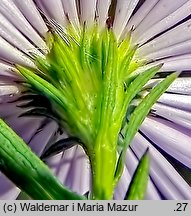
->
[125,149,150,200]
[0,118,85,200]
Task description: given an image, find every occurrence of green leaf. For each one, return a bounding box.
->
[125,148,150,200]
[118,65,162,124]
[124,72,178,146]
[114,72,178,183]
[125,64,162,103]
[0,118,85,200]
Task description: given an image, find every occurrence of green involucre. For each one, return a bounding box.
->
[16,25,177,199]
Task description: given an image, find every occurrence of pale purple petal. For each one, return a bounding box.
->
[132,0,188,43]
[29,121,59,156]
[0,13,43,57]
[96,0,111,28]
[0,36,34,66]
[113,0,139,37]
[158,92,191,112]
[146,77,191,95]
[79,0,97,26]
[0,85,19,97]
[142,40,191,61]
[152,103,191,130]
[0,0,46,49]
[155,56,191,72]
[126,0,159,32]
[140,117,191,168]
[34,0,67,27]
[47,145,90,195]
[138,19,191,57]
[166,77,191,95]
[61,0,80,28]
[0,174,20,200]
[133,0,190,44]
[0,62,20,78]
[13,0,48,36]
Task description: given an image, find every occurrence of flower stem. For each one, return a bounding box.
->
[90,132,117,200]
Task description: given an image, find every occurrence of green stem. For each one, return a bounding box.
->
[90,133,117,200]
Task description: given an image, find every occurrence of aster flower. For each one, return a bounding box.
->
[0,0,191,200]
